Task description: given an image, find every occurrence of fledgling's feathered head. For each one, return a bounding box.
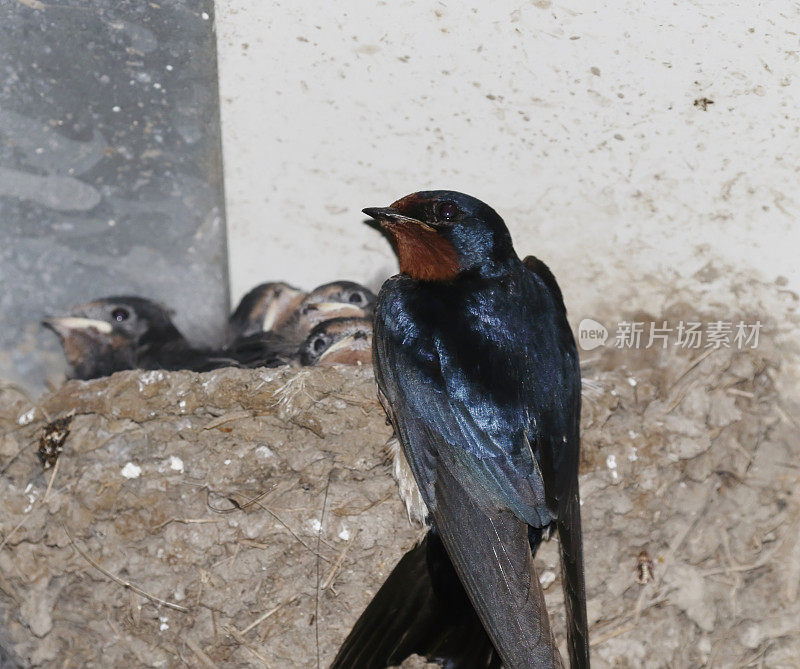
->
[363,190,515,281]
[228,281,306,340]
[43,296,183,379]
[289,281,376,336]
[296,317,373,367]
[301,281,376,313]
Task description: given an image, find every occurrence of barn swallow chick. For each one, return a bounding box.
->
[43,309,135,380]
[296,317,372,367]
[43,296,239,380]
[228,282,306,341]
[275,280,376,351]
[334,192,589,669]
[296,280,376,325]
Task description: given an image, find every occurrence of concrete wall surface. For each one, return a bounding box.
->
[0,0,228,392]
[216,0,800,317]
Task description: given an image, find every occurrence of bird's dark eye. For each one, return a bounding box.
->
[312,337,327,353]
[111,307,129,322]
[349,292,363,304]
[436,201,459,221]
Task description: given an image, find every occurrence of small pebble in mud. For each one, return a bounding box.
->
[606,453,619,481]
[256,444,275,458]
[18,408,36,426]
[121,462,141,479]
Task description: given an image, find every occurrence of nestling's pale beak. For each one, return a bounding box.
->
[262,287,305,331]
[311,302,365,314]
[42,317,113,336]
[262,300,281,332]
[318,334,359,362]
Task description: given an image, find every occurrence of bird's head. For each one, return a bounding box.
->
[229,282,306,337]
[363,190,514,281]
[297,317,373,367]
[42,296,182,378]
[294,281,376,333]
[302,281,376,312]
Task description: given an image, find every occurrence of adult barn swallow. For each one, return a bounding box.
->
[296,317,373,366]
[337,258,591,668]
[228,281,306,341]
[43,296,240,379]
[347,192,589,668]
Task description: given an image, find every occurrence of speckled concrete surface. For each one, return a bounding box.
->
[0,1,228,393]
[216,1,800,319]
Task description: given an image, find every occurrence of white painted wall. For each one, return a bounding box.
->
[215,0,800,319]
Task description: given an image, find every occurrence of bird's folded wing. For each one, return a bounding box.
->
[374,326,554,528]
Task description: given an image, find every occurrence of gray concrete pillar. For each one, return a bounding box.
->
[0,0,229,393]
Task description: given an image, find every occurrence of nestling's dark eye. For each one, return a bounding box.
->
[348,292,363,304]
[436,201,459,221]
[312,337,327,353]
[111,307,129,322]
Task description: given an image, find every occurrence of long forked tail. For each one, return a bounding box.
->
[557,487,590,668]
[331,530,500,668]
[432,466,563,669]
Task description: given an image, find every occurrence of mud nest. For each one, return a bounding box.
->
[1,304,799,667]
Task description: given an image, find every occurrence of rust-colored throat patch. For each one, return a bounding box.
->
[383,219,460,282]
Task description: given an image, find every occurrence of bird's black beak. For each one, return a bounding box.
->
[362,207,435,232]
[362,207,397,220]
